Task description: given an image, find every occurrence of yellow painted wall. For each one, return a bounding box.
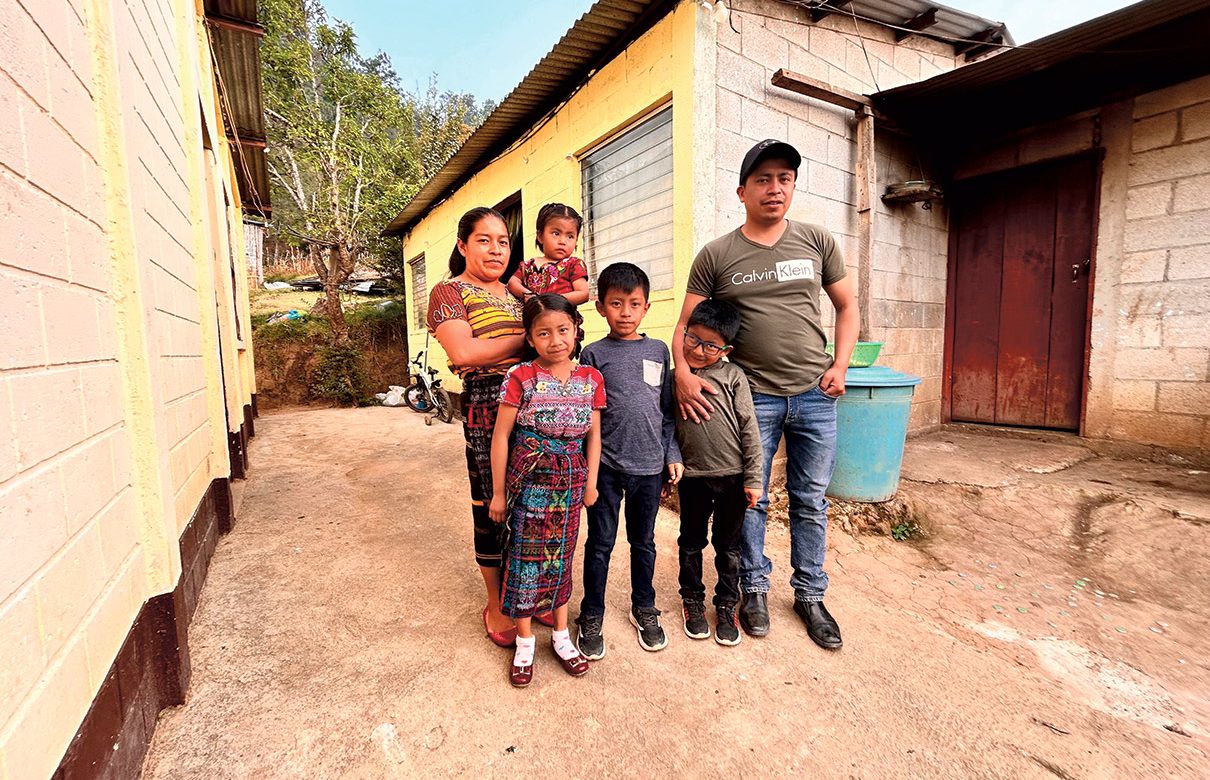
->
[0,0,255,774]
[401,2,703,389]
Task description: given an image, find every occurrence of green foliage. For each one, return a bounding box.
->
[253,316,330,345]
[310,342,370,405]
[259,0,492,319]
[891,520,921,542]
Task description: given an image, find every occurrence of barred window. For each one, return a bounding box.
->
[409,254,427,328]
[581,107,673,291]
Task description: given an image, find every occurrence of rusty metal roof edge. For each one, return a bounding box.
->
[872,0,1209,103]
[382,0,677,237]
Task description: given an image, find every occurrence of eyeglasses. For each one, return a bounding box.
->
[683,330,728,356]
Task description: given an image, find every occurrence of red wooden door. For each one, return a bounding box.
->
[948,156,1096,430]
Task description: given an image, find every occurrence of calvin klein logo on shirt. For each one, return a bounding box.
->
[729,259,815,286]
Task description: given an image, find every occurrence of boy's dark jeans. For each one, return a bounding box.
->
[677,474,746,608]
[580,464,662,617]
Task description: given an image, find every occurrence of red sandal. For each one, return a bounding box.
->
[483,607,517,648]
[534,612,555,628]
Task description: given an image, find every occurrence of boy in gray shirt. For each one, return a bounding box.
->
[675,299,762,645]
[576,263,683,659]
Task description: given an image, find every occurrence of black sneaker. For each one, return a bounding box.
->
[575,613,606,661]
[629,606,668,651]
[682,600,710,640]
[715,604,741,646]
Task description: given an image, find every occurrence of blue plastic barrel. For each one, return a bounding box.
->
[826,365,921,503]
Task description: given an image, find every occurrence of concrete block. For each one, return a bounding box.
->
[1166,244,1208,281]
[1172,173,1210,214]
[1108,410,1206,448]
[1128,138,1210,187]
[788,47,829,81]
[1132,112,1179,152]
[1123,209,1210,252]
[1119,314,1163,347]
[1120,249,1168,283]
[0,0,51,107]
[1180,100,1210,142]
[0,379,16,484]
[10,367,87,468]
[0,270,47,369]
[22,102,89,217]
[60,432,118,534]
[0,170,70,281]
[64,210,109,292]
[0,469,68,600]
[0,637,93,780]
[788,117,830,165]
[809,26,848,69]
[1133,74,1210,118]
[1118,277,1210,316]
[809,102,850,139]
[1163,314,1210,348]
[717,128,753,176]
[1114,347,1208,381]
[1112,379,1157,411]
[0,587,45,727]
[741,98,789,141]
[717,6,743,52]
[82,560,141,687]
[808,161,848,203]
[826,132,853,171]
[741,20,789,71]
[0,73,28,176]
[717,87,742,135]
[41,283,105,364]
[1157,381,1210,413]
[46,48,97,158]
[716,48,766,101]
[1125,182,1171,219]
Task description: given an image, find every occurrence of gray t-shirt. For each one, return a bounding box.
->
[580,335,682,476]
[674,360,763,489]
[686,220,847,396]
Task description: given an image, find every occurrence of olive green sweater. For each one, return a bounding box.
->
[674,360,764,489]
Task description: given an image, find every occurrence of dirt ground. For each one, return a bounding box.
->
[141,408,1210,779]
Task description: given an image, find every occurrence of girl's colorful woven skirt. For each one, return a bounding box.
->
[500,429,586,618]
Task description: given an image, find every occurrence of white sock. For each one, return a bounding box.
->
[514,636,536,667]
[551,628,579,660]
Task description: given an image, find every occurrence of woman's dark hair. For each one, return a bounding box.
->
[688,298,742,344]
[520,293,585,361]
[448,206,507,276]
[534,203,583,251]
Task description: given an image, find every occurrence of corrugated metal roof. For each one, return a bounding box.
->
[381,0,1014,237]
[205,0,271,216]
[382,0,678,236]
[872,0,1210,139]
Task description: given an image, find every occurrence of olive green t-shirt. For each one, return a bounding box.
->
[686,220,847,396]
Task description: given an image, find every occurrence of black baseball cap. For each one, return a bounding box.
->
[739,139,801,184]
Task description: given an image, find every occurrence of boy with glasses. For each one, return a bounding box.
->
[675,299,763,645]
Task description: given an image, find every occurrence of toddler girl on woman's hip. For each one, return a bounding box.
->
[506,203,589,304]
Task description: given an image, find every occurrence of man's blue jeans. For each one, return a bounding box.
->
[741,386,839,603]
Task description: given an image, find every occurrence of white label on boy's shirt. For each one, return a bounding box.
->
[642,359,663,387]
[775,258,815,282]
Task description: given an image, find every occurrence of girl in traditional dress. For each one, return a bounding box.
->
[489,294,603,687]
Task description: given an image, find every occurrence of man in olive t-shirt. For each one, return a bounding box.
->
[673,139,859,650]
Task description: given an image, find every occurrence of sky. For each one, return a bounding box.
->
[322,0,1140,104]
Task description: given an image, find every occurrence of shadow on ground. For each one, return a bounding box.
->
[141,409,1210,778]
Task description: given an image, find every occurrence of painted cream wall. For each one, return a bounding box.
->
[401,2,703,389]
[0,0,254,775]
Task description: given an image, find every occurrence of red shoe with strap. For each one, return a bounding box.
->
[552,641,589,677]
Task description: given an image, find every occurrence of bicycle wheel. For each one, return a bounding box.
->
[403,382,431,412]
[433,388,455,424]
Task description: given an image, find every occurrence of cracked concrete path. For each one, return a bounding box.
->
[141,409,1209,779]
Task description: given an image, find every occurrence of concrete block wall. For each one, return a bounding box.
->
[714,0,958,428]
[1107,75,1210,450]
[0,0,253,775]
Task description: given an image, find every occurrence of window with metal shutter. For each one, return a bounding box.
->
[409,254,427,328]
[581,107,673,291]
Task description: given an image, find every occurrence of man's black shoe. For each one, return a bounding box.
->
[794,600,843,650]
[738,592,770,637]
